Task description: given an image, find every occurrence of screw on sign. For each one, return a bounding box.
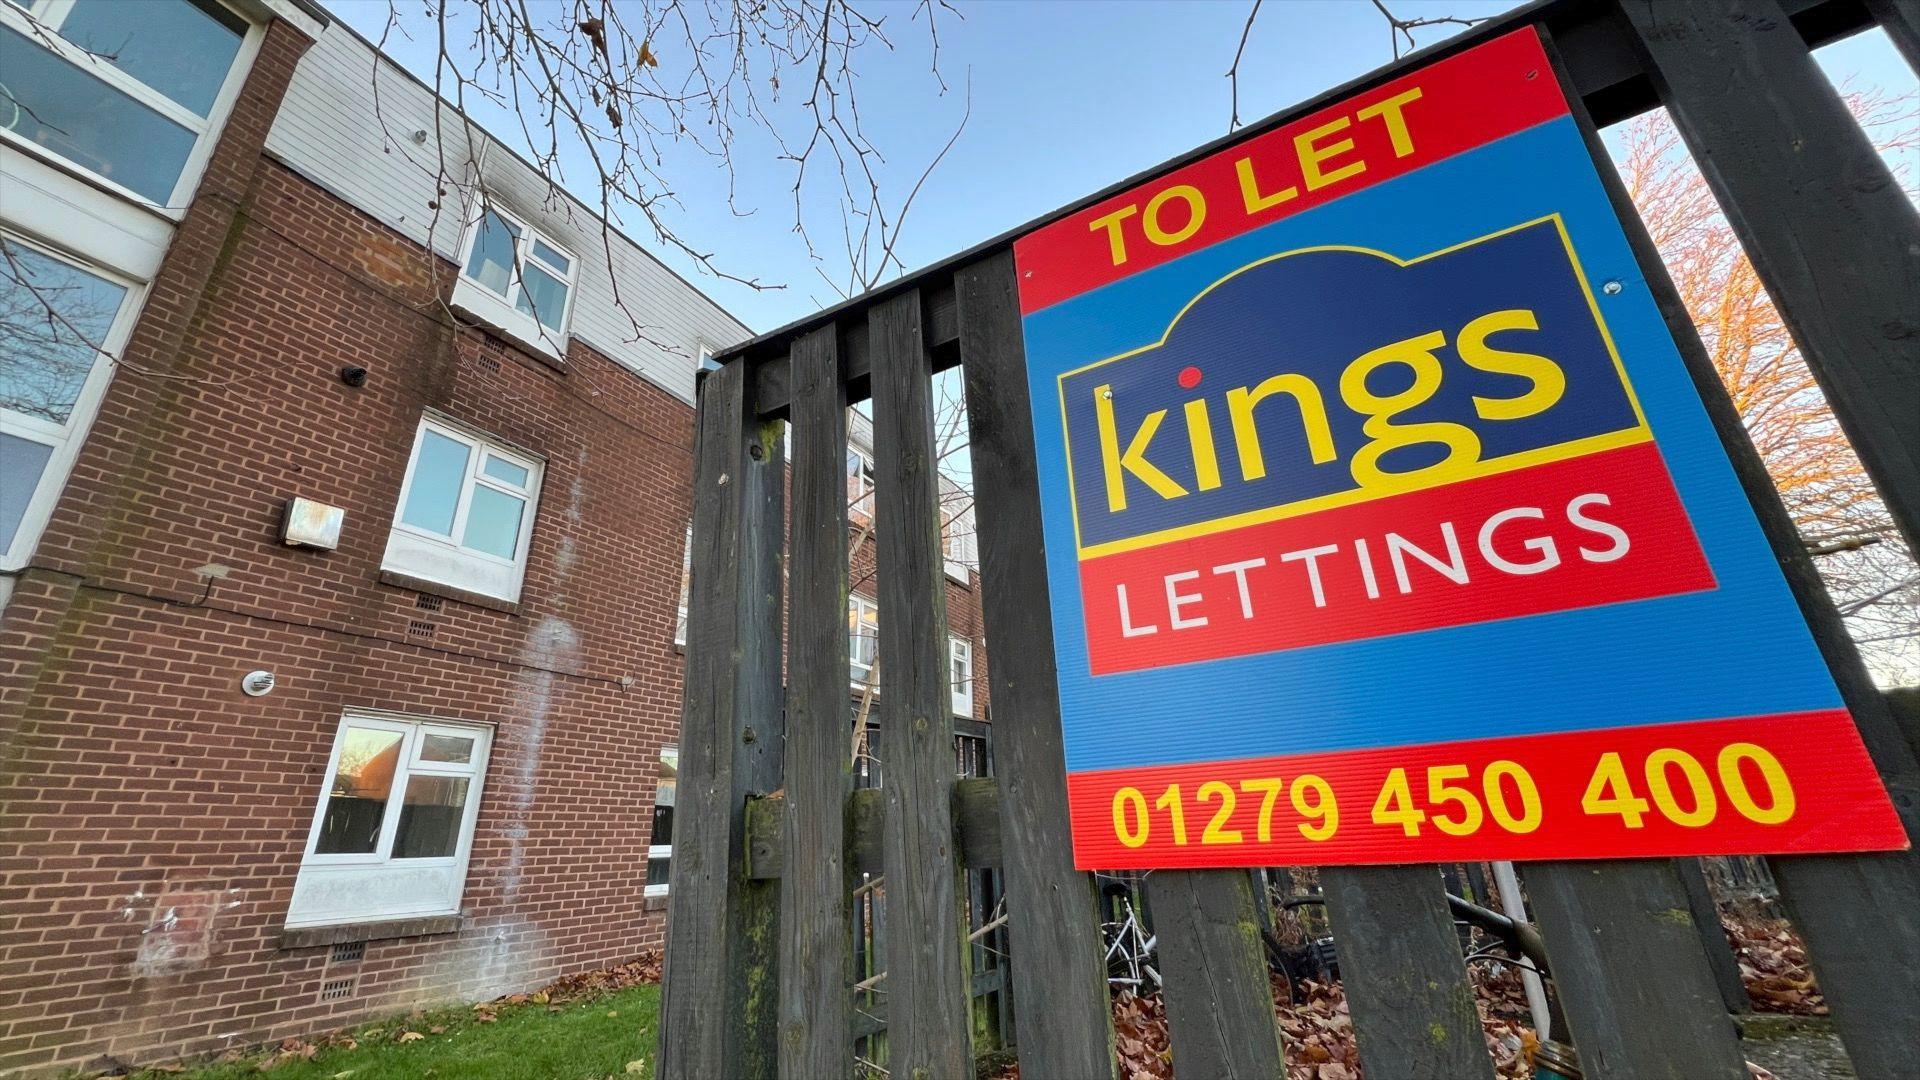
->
[1010,27,1906,871]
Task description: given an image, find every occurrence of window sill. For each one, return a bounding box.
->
[380,569,522,615]
[278,914,463,950]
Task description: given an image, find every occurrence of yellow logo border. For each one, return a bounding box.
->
[1056,214,1653,560]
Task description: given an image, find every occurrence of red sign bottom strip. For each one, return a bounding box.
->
[1065,710,1907,869]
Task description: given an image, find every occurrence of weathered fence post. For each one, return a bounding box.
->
[660,360,786,1080]
[871,289,975,1077]
[1603,7,1920,1074]
[778,324,855,1079]
[956,250,1118,1080]
[1147,870,1287,1079]
[1674,858,1751,1015]
[1526,860,1747,1078]
[1320,866,1494,1079]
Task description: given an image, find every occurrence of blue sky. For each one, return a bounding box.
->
[332,0,1918,334]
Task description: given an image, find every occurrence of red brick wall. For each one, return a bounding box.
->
[0,15,994,1076]
[0,17,696,1074]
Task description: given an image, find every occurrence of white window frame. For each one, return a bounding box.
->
[450,196,580,359]
[0,231,144,572]
[674,524,692,647]
[849,593,879,693]
[286,711,492,929]
[847,446,876,521]
[0,0,264,216]
[949,635,974,717]
[382,415,544,603]
[644,744,678,899]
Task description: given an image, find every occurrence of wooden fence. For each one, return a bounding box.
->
[659,0,1920,1076]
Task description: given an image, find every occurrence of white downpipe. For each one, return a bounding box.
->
[1492,860,1552,1042]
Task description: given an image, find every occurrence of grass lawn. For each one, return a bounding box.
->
[129,983,660,1080]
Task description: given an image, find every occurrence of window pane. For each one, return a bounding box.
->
[0,431,54,554]
[58,0,246,117]
[530,239,570,274]
[392,775,471,859]
[462,210,518,297]
[399,429,469,536]
[313,727,404,855]
[463,484,524,558]
[514,261,569,333]
[1,240,126,425]
[419,733,474,764]
[481,455,529,487]
[0,25,197,203]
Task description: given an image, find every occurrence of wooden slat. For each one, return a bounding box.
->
[1526,860,1745,1078]
[955,250,1118,1080]
[1320,866,1493,1079]
[870,288,974,1078]
[1148,870,1287,1079]
[1674,859,1751,1015]
[1554,12,1920,1076]
[659,360,786,1080]
[1622,0,1920,556]
[777,325,853,1080]
[747,780,1020,880]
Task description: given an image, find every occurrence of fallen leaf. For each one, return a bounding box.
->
[397,1031,425,1043]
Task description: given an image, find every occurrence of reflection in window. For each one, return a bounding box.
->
[57,0,245,117]
[1,238,129,561]
[313,726,404,855]
[457,201,577,340]
[394,775,471,858]
[645,745,677,897]
[0,25,195,204]
[849,595,879,688]
[384,418,542,602]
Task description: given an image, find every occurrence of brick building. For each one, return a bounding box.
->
[0,1,986,1074]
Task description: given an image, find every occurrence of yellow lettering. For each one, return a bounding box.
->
[1143,185,1207,247]
[1355,87,1424,158]
[1338,331,1481,487]
[1458,309,1566,421]
[1227,375,1336,481]
[1295,116,1366,191]
[1185,398,1222,491]
[1088,206,1138,267]
[1095,385,1188,511]
[1235,157,1298,214]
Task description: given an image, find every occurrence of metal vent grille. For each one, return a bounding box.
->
[319,978,356,1001]
[330,940,365,964]
[414,594,443,612]
[406,620,435,638]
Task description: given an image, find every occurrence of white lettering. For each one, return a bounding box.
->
[1117,583,1158,637]
[1568,493,1630,562]
[1477,506,1560,575]
[1386,523,1469,594]
[1166,570,1209,629]
[1280,543,1341,608]
[1212,558,1267,619]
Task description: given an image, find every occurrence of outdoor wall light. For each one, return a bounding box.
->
[240,670,276,697]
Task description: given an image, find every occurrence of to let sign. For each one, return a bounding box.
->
[1012,28,1907,869]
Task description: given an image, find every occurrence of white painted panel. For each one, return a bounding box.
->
[264,24,750,404]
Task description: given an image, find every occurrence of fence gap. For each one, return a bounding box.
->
[1320,866,1494,1079]
[778,325,855,1078]
[870,289,975,1076]
[956,250,1119,1079]
[659,359,786,1080]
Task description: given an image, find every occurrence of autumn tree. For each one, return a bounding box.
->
[1613,95,1920,683]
